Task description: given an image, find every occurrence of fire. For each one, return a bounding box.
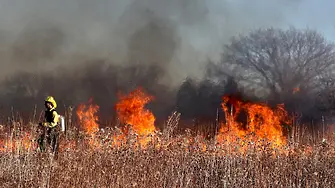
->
[77,98,99,135]
[116,88,156,147]
[0,88,297,155]
[58,140,77,152]
[76,98,100,148]
[218,95,290,150]
[0,132,35,153]
[293,87,300,94]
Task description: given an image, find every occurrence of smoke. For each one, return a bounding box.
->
[0,0,334,125]
[11,21,65,68]
[0,0,310,80]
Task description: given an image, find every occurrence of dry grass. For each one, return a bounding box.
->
[0,122,334,188]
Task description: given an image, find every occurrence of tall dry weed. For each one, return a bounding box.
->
[0,122,334,187]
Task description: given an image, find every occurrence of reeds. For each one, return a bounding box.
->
[0,119,334,188]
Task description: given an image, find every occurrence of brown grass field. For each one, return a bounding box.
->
[0,119,334,188]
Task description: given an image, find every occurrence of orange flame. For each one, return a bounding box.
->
[293,87,300,94]
[116,88,156,146]
[218,95,290,151]
[77,98,99,135]
[76,98,100,148]
[59,140,77,152]
[0,90,298,155]
[0,132,35,152]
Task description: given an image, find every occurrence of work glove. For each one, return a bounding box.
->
[39,122,49,127]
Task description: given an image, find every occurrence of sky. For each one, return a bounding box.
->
[0,0,334,84]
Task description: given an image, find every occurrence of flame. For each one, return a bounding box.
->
[0,89,300,156]
[59,140,77,152]
[293,87,300,94]
[76,98,100,148]
[218,95,290,151]
[112,134,125,148]
[77,98,99,134]
[0,132,35,153]
[116,88,156,147]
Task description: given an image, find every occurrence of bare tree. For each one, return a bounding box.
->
[210,27,335,102]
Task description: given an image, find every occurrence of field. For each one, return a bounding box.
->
[0,88,335,187]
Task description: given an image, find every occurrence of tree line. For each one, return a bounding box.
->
[177,27,335,125]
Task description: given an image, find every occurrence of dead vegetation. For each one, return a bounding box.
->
[0,119,334,188]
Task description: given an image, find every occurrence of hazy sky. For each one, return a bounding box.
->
[287,0,335,40]
[0,0,334,82]
[196,0,335,57]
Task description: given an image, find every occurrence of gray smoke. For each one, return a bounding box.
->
[0,0,334,124]
[0,0,320,81]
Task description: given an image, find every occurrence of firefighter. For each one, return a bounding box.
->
[38,96,60,154]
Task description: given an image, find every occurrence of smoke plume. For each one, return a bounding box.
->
[0,0,333,126]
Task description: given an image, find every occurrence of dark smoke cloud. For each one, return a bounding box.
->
[12,20,65,67]
[115,0,207,83]
[127,16,179,67]
[0,61,175,125]
[0,0,211,122]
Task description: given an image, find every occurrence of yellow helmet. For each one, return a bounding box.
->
[45,96,57,109]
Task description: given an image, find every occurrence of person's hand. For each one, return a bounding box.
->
[39,122,46,127]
